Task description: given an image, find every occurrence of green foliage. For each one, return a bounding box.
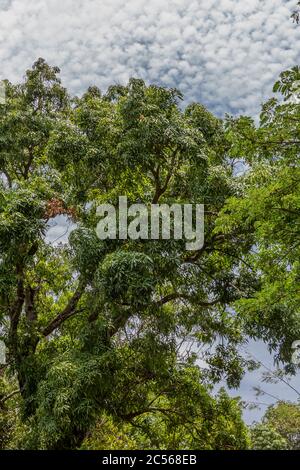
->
[1,59,299,450]
[251,401,300,450]
[264,402,300,449]
[82,388,250,450]
[251,424,288,450]
[98,251,155,307]
[217,66,300,366]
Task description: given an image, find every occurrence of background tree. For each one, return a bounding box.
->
[263,401,300,450]
[292,2,300,24]
[251,401,300,450]
[218,66,300,367]
[250,423,288,450]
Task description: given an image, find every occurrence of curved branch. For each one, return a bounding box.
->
[155,292,220,307]
[151,148,178,203]
[0,389,20,406]
[42,281,86,337]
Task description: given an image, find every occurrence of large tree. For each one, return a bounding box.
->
[0,58,288,450]
[0,59,253,449]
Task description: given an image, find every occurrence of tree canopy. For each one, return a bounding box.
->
[0,59,299,450]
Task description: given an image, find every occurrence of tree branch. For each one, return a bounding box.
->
[42,281,86,337]
[155,292,220,307]
[0,389,20,406]
[151,148,178,203]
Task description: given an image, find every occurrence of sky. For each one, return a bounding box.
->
[0,0,300,116]
[1,0,300,423]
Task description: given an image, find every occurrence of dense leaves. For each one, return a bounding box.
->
[0,59,299,449]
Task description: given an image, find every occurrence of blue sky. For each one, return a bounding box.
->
[1,0,300,424]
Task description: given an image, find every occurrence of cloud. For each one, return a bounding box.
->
[0,0,299,116]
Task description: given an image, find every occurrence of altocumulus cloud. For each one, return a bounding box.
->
[0,0,299,116]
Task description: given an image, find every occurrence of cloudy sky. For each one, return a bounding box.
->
[1,0,300,422]
[0,0,300,116]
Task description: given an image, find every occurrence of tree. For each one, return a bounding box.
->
[0,59,256,449]
[251,401,300,450]
[250,424,288,450]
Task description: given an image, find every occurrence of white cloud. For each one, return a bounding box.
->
[0,0,299,116]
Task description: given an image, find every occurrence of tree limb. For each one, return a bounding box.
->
[42,281,86,337]
[155,292,220,307]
